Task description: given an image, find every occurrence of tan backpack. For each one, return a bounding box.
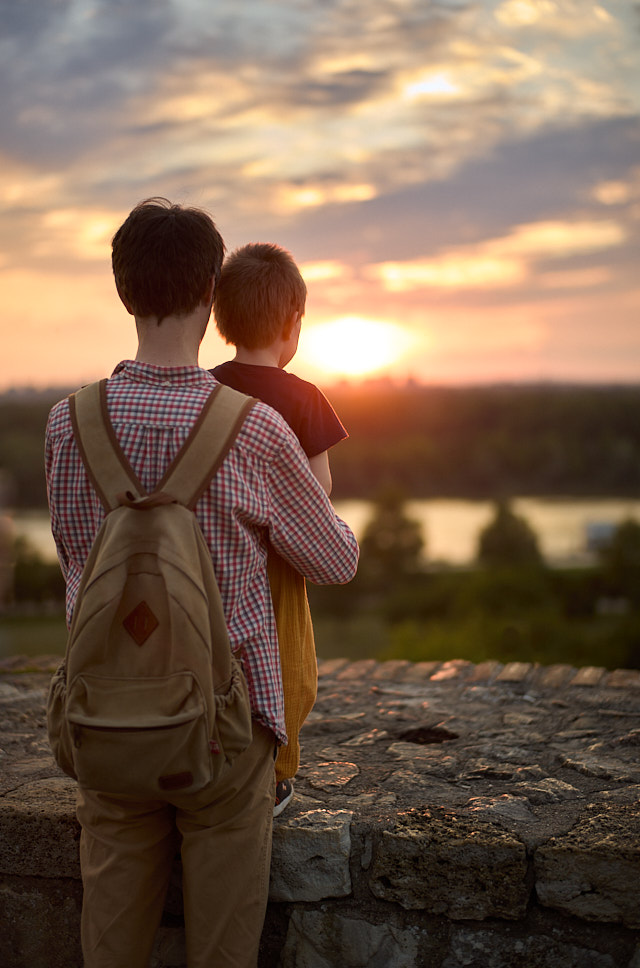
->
[47,379,256,798]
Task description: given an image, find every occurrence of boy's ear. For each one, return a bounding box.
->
[282,311,301,341]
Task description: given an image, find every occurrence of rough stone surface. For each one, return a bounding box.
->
[443,925,622,968]
[270,809,352,902]
[370,810,529,919]
[535,803,640,928]
[0,877,83,968]
[2,657,640,968]
[279,909,424,968]
[0,778,79,878]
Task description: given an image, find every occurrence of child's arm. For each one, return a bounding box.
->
[309,450,332,495]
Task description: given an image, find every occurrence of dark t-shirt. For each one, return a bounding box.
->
[211,362,347,458]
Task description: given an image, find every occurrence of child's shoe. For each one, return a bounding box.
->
[273,778,294,817]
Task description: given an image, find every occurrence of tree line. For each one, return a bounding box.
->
[2,381,640,507]
[326,380,640,499]
[307,492,640,672]
[4,486,640,674]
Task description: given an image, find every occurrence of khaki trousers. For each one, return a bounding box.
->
[76,723,276,968]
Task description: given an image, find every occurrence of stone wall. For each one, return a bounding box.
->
[1,655,640,967]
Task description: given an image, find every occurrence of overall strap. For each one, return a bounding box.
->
[70,380,256,513]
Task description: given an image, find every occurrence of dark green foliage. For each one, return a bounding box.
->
[358,486,424,588]
[327,382,640,499]
[0,389,70,508]
[311,494,640,672]
[4,384,640,673]
[4,383,640,507]
[11,537,65,604]
[477,500,543,568]
[598,518,640,606]
[0,614,67,658]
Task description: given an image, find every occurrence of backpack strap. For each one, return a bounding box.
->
[70,379,256,512]
[159,384,256,509]
[69,380,141,512]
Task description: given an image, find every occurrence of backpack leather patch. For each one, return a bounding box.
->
[123,601,159,646]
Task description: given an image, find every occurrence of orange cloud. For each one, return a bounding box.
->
[368,218,626,292]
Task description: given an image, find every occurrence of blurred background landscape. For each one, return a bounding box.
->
[2,380,640,671]
[1,2,639,669]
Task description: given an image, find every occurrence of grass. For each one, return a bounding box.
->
[0,613,67,660]
[2,602,637,673]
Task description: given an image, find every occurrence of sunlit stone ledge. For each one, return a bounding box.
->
[1,657,639,968]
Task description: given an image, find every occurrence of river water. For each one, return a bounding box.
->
[7,498,640,567]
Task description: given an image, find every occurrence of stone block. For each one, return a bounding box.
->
[512,777,583,805]
[306,761,359,790]
[270,810,353,902]
[570,666,606,687]
[496,662,534,683]
[278,909,425,968]
[466,660,503,682]
[402,660,441,680]
[316,658,349,677]
[607,669,640,689]
[444,925,622,968]
[430,659,472,681]
[0,877,83,968]
[370,810,529,920]
[371,660,411,681]
[337,660,378,681]
[558,751,640,784]
[535,803,640,928]
[535,664,575,688]
[0,778,79,878]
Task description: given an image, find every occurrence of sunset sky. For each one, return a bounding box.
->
[1,0,638,391]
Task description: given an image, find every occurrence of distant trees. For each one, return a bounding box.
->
[4,383,640,506]
[477,500,544,568]
[598,518,640,607]
[327,382,640,500]
[309,492,640,673]
[358,486,424,588]
[2,537,65,608]
[0,390,65,508]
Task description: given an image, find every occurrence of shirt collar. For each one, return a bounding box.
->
[111,360,216,387]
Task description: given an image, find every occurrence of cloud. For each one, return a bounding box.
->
[0,0,638,388]
[367,216,626,293]
[0,2,177,164]
[39,207,121,262]
[368,253,526,291]
[1,0,636,232]
[299,261,352,283]
[494,0,613,33]
[592,167,640,207]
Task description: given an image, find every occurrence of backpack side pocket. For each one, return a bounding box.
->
[210,657,253,763]
[46,662,77,780]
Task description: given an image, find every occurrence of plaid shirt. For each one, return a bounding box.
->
[45,361,359,742]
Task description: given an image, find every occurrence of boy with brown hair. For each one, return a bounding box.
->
[212,242,348,814]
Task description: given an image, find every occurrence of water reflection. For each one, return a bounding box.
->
[10,499,640,567]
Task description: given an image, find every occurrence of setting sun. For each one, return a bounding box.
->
[299,317,415,378]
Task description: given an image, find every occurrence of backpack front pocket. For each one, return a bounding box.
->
[66,673,213,797]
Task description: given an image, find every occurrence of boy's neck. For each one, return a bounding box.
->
[232,346,282,368]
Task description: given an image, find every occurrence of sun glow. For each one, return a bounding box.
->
[299,317,414,378]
